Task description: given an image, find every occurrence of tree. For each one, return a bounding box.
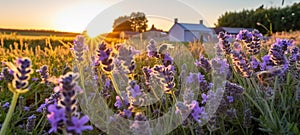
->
[112,12,148,33]
[112,15,132,32]
[130,12,148,32]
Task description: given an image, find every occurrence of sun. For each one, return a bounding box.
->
[52,3,106,33]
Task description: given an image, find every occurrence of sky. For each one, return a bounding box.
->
[0,0,298,36]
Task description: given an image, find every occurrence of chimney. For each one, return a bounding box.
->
[174,18,178,23]
[199,20,203,24]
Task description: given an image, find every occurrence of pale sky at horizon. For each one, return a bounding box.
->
[0,0,298,36]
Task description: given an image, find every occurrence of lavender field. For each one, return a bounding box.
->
[0,29,300,135]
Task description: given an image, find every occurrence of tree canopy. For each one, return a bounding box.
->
[112,12,148,32]
[216,2,300,34]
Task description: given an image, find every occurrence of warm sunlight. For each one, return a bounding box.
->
[52,2,107,33]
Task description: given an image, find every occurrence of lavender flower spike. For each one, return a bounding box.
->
[71,35,88,62]
[96,42,114,73]
[5,57,33,92]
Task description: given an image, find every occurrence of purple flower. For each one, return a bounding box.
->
[269,41,288,66]
[58,73,80,119]
[24,106,30,111]
[195,55,211,72]
[96,42,114,73]
[36,103,46,112]
[227,96,234,103]
[1,67,14,82]
[142,67,152,85]
[211,58,229,75]
[162,53,173,67]
[246,29,262,55]
[67,115,93,134]
[250,57,260,69]
[11,58,33,90]
[2,102,10,109]
[236,29,253,43]
[230,50,252,77]
[201,93,208,104]
[218,32,232,54]
[186,73,194,84]
[146,39,159,58]
[114,96,123,109]
[153,65,175,93]
[275,38,293,51]
[124,109,132,118]
[47,104,66,133]
[26,114,36,132]
[36,65,49,83]
[31,78,38,81]
[127,81,142,98]
[289,46,299,68]
[260,55,274,70]
[71,35,88,61]
[197,73,205,83]
[190,100,205,122]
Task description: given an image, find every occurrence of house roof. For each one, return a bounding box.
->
[176,23,212,32]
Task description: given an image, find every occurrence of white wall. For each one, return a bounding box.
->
[168,24,184,42]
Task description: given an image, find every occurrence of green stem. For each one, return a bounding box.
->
[0,92,19,135]
[110,74,122,98]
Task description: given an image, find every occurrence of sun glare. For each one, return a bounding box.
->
[52,2,106,33]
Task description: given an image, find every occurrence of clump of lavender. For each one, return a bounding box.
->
[246,29,263,55]
[36,65,49,83]
[195,55,212,72]
[71,35,88,62]
[218,32,232,55]
[230,50,252,78]
[47,72,93,134]
[96,42,114,73]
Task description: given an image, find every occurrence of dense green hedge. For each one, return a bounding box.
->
[216,3,300,34]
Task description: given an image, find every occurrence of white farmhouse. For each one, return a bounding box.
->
[168,18,214,42]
